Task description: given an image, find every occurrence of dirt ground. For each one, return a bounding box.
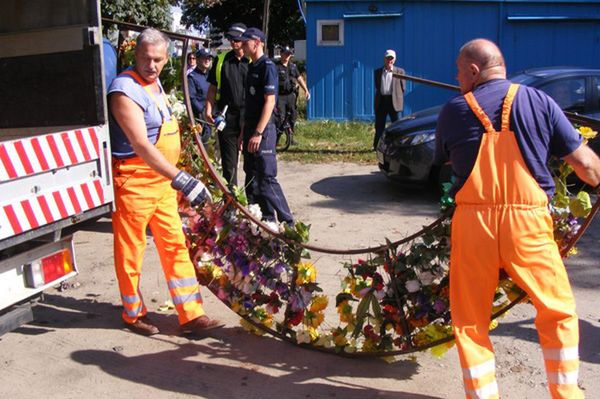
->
[1,161,599,399]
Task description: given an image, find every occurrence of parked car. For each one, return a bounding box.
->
[376,67,600,186]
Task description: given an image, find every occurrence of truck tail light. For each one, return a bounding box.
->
[25,249,74,289]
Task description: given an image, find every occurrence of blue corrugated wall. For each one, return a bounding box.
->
[306,0,600,121]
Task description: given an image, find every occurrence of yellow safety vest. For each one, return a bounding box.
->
[215,51,228,102]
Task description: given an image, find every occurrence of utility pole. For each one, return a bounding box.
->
[262,0,271,54]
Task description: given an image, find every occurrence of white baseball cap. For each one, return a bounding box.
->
[384,49,396,59]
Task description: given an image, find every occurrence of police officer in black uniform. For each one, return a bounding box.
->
[239,28,294,225]
[205,23,249,187]
[275,46,310,142]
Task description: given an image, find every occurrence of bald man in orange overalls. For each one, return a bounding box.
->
[434,39,600,399]
[108,28,222,336]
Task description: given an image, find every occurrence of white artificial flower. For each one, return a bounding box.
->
[250,222,260,236]
[418,271,435,286]
[167,93,186,119]
[296,330,312,344]
[248,203,263,220]
[261,221,279,238]
[405,279,421,293]
[315,334,334,348]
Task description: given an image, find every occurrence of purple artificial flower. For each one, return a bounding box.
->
[433,299,447,314]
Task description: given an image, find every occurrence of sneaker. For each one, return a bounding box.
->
[180,315,224,336]
[125,315,160,336]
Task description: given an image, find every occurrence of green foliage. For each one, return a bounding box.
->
[101,0,176,31]
[179,0,305,51]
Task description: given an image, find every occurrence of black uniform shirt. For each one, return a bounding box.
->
[275,60,300,95]
[207,50,249,112]
[245,55,278,123]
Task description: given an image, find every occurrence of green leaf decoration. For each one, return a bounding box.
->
[352,292,373,339]
[570,191,592,218]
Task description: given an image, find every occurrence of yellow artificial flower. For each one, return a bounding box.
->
[577,126,598,141]
[362,338,378,352]
[296,262,317,285]
[336,300,355,323]
[430,341,455,358]
[304,311,325,328]
[230,300,241,313]
[240,319,267,336]
[310,295,329,313]
[333,333,348,347]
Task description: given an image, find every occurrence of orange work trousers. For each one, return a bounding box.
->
[450,84,583,399]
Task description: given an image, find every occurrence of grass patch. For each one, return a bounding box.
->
[279,119,376,164]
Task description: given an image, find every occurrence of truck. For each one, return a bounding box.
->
[0,0,114,335]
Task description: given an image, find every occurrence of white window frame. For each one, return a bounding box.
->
[317,19,344,46]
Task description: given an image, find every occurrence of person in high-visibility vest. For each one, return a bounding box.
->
[434,38,600,399]
[205,22,249,187]
[108,28,222,337]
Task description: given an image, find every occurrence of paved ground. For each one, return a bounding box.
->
[1,161,598,398]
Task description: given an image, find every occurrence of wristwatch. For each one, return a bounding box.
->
[253,130,263,137]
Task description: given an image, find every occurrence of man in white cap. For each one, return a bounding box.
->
[373,49,405,150]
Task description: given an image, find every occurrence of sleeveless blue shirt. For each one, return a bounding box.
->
[108,71,172,158]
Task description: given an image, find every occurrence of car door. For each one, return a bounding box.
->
[588,75,600,119]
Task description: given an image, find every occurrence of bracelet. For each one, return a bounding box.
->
[253,130,263,137]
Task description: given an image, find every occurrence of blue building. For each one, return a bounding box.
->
[305,0,600,121]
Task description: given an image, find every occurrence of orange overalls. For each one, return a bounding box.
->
[112,70,205,326]
[450,84,583,399]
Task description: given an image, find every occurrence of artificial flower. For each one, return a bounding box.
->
[405,279,421,293]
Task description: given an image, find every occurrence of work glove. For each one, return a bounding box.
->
[171,170,212,206]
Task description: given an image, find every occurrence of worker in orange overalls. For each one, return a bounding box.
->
[434,39,600,398]
[108,28,222,336]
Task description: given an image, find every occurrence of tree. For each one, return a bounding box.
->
[101,0,178,31]
[179,0,305,50]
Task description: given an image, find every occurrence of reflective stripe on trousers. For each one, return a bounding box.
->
[451,84,583,399]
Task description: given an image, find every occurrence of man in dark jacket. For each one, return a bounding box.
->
[205,23,249,187]
[275,45,310,143]
[188,47,212,145]
[374,49,405,150]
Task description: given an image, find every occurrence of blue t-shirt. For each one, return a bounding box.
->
[244,55,278,123]
[434,79,582,196]
[108,72,172,158]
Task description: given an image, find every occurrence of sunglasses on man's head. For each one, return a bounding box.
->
[385,56,394,60]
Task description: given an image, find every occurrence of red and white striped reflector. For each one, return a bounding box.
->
[0,127,100,182]
[0,179,105,240]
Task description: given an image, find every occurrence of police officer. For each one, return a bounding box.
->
[239,27,294,225]
[205,23,249,187]
[188,47,212,145]
[275,45,310,142]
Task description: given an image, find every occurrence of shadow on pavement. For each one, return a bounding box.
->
[70,335,440,399]
[491,316,600,365]
[309,171,440,218]
[16,294,442,399]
